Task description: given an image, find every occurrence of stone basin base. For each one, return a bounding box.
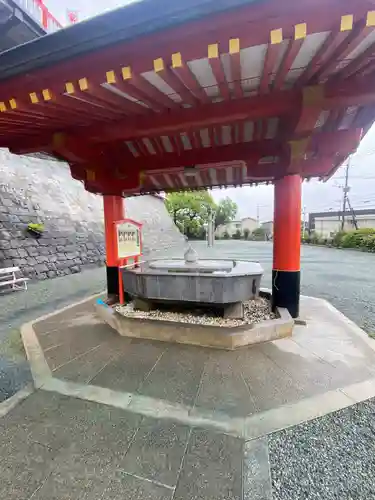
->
[95,294,294,350]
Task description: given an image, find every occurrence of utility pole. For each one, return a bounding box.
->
[347,197,358,230]
[207,208,215,247]
[341,156,351,231]
[256,205,260,226]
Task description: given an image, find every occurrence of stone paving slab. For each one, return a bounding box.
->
[28,295,375,429]
[2,376,375,498]
[0,391,246,500]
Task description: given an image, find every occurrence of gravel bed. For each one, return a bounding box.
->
[268,397,375,500]
[115,296,276,327]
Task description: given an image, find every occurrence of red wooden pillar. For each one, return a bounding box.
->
[272,174,301,318]
[103,195,124,299]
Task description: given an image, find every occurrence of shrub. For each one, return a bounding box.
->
[252,227,266,240]
[332,230,346,247]
[243,228,250,240]
[338,229,375,249]
[223,231,230,240]
[364,234,375,252]
[341,228,375,248]
[309,231,319,244]
[232,229,242,240]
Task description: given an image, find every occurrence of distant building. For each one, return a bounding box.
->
[309,209,375,238]
[260,221,273,239]
[215,217,258,238]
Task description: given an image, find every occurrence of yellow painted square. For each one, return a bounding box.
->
[153,58,164,72]
[29,92,39,104]
[340,14,353,31]
[270,28,283,44]
[106,71,116,84]
[122,66,132,80]
[0,102,6,112]
[295,23,307,40]
[208,43,219,58]
[9,99,16,109]
[172,53,182,68]
[367,11,375,27]
[229,38,240,54]
[65,82,75,94]
[78,78,88,91]
[42,89,52,101]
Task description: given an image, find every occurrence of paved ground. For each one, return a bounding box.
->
[2,389,375,499]
[1,240,375,401]
[0,390,243,500]
[269,398,375,500]
[0,266,106,401]
[26,295,375,432]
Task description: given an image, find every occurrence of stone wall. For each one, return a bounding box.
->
[0,150,184,279]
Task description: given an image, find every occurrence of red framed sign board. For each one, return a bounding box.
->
[114,218,142,305]
[114,218,142,261]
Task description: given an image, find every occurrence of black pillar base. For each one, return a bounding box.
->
[106,266,119,299]
[272,270,300,319]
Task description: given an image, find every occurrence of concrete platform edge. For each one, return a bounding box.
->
[18,293,375,438]
[0,384,34,418]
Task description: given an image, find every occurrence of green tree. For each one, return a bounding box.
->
[165,191,216,239]
[214,197,237,228]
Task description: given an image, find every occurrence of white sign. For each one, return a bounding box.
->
[116,221,141,259]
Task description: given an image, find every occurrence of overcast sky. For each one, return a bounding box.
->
[44,0,375,222]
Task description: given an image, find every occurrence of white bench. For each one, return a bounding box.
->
[0,267,29,292]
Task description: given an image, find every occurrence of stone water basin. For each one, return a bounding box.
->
[121,257,264,305]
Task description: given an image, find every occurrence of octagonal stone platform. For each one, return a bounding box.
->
[122,258,263,306]
[95,298,293,350]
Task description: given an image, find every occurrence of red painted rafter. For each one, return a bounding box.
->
[106,69,178,110]
[105,81,163,111]
[260,36,283,94]
[134,139,150,157]
[149,137,165,154]
[273,38,304,90]
[333,41,375,81]
[26,87,122,125]
[171,52,210,104]
[231,124,237,144]
[228,39,243,99]
[66,82,143,117]
[207,44,231,101]
[3,104,71,131]
[125,72,179,110]
[64,92,127,122]
[153,60,198,107]
[27,90,111,127]
[190,131,201,149]
[296,19,357,86]
[254,120,263,141]
[316,18,375,81]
